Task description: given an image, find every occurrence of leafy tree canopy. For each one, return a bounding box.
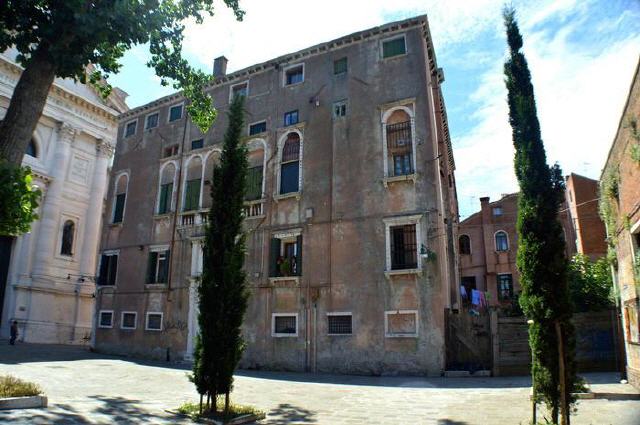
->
[0,0,244,132]
[0,160,41,236]
[567,254,614,313]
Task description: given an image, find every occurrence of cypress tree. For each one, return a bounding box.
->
[503,8,579,423]
[193,95,249,415]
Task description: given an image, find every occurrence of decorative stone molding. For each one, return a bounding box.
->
[57,122,77,144]
[96,139,115,158]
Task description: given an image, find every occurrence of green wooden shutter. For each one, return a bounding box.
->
[184,179,201,211]
[269,238,281,277]
[108,255,118,286]
[147,252,157,283]
[158,183,172,214]
[296,235,303,276]
[383,37,406,58]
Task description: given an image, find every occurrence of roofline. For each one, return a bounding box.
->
[119,14,429,120]
[600,55,640,181]
[459,192,519,225]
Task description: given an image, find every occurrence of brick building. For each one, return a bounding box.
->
[601,59,640,389]
[93,16,459,375]
[564,173,607,260]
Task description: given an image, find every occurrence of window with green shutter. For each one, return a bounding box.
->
[183,178,201,211]
[334,57,347,75]
[245,166,263,201]
[158,183,173,214]
[382,36,406,58]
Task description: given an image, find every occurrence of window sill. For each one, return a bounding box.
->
[383,174,416,187]
[272,333,298,338]
[268,276,300,286]
[385,268,422,278]
[109,222,123,228]
[153,213,173,219]
[328,333,353,337]
[274,192,301,202]
[284,81,304,88]
[385,333,418,338]
[381,52,408,62]
[145,283,168,291]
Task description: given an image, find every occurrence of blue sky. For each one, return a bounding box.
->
[110,0,640,218]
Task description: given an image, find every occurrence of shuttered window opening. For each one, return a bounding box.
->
[245,166,263,201]
[158,183,173,214]
[98,253,118,286]
[382,36,406,58]
[183,178,201,211]
[169,104,183,122]
[328,314,352,335]
[269,235,302,277]
[147,250,170,284]
[334,57,347,75]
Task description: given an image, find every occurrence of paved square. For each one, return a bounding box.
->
[0,342,638,424]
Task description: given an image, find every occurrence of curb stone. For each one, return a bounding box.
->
[0,395,48,410]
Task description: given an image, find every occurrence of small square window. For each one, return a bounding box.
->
[99,311,113,328]
[164,145,179,158]
[145,112,159,130]
[191,139,204,150]
[284,110,299,127]
[272,314,298,336]
[334,57,347,75]
[328,314,352,335]
[285,65,304,86]
[146,312,163,331]
[125,120,137,137]
[382,36,407,59]
[121,312,137,330]
[493,207,503,216]
[249,121,267,136]
[333,100,347,118]
[169,104,183,122]
[230,82,248,101]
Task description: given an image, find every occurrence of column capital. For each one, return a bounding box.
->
[96,139,115,158]
[57,122,77,144]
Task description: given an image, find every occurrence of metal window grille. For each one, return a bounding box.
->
[147,314,162,330]
[390,225,417,270]
[274,316,296,334]
[328,315,352,335]
[282,135,300,162]
[386,121,412,151]
[122,313,136,329]
[99,312,113,327]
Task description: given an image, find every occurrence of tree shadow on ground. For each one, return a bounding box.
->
[437,420,470,425]
[264,403,317,424]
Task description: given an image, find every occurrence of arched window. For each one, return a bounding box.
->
[384,108,414,177]
[183,156,202,211]
[459,235,471,255]
[280,133,300,194]
[60,220,75,256]
[26,139,37,158]
[495,231,509,252]
[157,163,176,214]
[246,145,265,201]
[112,174,128,223]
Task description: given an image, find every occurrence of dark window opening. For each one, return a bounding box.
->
[146,313,162,330]
[328,315,352,335]
[461,276,477,306]
[333,101,347,118]
[169,105,183,122]
[280,133,300,194]
[270,236,302,277]
[390,224,417,270]
[122,313,136,329]
[98,254,118,286]
[249,121,267,135]
[99,312,113,328]
[284,110,299,127]
[495,231,509,251]
[146,113,159,129]
[497,274,514,301]
[26,139,37,158]
[191,139,204,150]
[285,65,303,85]
[147,250,170,284]
[163,145,178,158]
[113,193,126,223]
[125,121,137,137]
[60,220,75,256]
[334,57,347,75]
[274,315,296,334]
[459,235,471,255]
[386,121,413,176]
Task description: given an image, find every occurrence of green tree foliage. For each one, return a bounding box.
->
[503,8,580,423]
[193,95,249,415]
[567,254,614,312]
[0,0,244,164]
[0,160,41,236]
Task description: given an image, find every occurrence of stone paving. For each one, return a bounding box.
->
[0,342,639,424]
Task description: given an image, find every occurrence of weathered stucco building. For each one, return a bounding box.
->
[601,59,640,389]
[94,16,459,375]
[0,48,128,344]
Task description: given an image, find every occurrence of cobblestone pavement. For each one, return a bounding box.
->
[0,342,639,424]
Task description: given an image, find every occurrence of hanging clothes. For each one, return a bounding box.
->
[479,291,488,308]
[471,289,481,306]
[460,285,468,300]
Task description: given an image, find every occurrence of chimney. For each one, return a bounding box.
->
[213,56,228,77]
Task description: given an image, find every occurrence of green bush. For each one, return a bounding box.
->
[0,375,42,398]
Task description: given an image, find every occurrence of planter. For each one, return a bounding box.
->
[0,395,47,410]
[166,409,265,425]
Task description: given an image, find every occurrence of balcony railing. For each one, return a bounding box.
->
[178,201,264,229]
[243,200,264,218]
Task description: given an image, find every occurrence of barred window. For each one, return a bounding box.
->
[390,224,417,270]
[273,315,297,336]
[146,313,163,331]
[121,312,137,330]
[99,311,113,328]
[328,314,352,335]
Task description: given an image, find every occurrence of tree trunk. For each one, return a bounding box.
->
[199,393,203,415]
[210,390,216,414]
[206,392,211,410]
[0,46,57,165]
[224,392,230,415]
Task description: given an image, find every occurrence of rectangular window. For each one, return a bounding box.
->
[191,139,204,150]
[121,312,137,330]
[497,274,514,301]
[333,100,347,118]
[249,121,267,136]
[328,313,352,335]
[333,57,347,75]
[145,312,163,331]
[385,310,418,337]
[113,193,126,223]
[382,36,406,58]
[393,154,413,176]
[163,145,178,158]
[390,224,417,270]
[99,310,113,328]
[493,207,503,216]
[285,65,304,86]
[386,120,413,176]
[158,182,173,214]
[145,112,159,130]
[245,166,263,201]
[284,110,299,127]
[124,120,137,137]
[279,162,299,195]
[183,178,201,211]
[98,253,118,286]
[269,235,302,277]
[168,104,183,122]
[147,250,170,284]
[230,82,248,100]
[272,314,298,336]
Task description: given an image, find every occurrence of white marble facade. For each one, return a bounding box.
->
[0,50,127,344]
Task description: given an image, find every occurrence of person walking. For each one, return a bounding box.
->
[9,320,18,345]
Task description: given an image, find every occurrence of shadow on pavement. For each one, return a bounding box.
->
[437,420,471,425]
[265,403,318,424]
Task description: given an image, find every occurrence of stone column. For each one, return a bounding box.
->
[79,140,114,276]
[32,123,76,278]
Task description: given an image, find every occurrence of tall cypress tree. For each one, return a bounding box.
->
[503,8,579,423]
[193,95,249,415]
